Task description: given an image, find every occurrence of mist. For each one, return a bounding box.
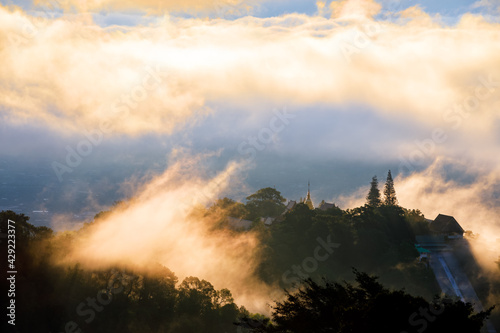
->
[57,156,276,313]
[335,156,500,274]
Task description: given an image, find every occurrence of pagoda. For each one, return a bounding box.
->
[304,181,314,210]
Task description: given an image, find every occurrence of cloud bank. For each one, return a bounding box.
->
[33,0,256,15]
[1,3,499,140]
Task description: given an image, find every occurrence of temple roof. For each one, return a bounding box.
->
[430,214,464,234]
[319,202,335,211]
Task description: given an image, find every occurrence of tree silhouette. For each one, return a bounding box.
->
[240,270,493,333]
[209,197,248,218]
[366,176,382,208]
[383,170,398,206]
[246,187,286,219]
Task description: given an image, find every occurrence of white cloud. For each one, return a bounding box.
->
[1,5,499,140]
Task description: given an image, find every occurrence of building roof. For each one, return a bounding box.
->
[262,217,275,226]
[430,214,464,234]
[318,202,335,211]
[285,200,297,211]
[227,217,253,230]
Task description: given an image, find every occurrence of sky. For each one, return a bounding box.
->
[0,0,500,238]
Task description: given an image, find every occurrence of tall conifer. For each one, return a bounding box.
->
[383,170,398,206]
[366,176,382,207]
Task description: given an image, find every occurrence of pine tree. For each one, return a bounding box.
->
[366,176,382,207]
[383,170,398,206]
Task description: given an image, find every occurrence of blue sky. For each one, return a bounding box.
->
[1,0,495,23]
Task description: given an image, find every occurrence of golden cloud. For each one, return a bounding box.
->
[33,0,255,15]
[61,155,275,313]
[396,158,500,273]
[0,4,499,138]
[334,157,500,273]
[329,0,382,19]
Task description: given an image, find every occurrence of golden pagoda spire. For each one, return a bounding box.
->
[305,180,314,209]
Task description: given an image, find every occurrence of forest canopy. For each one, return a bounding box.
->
[1,180,498,332]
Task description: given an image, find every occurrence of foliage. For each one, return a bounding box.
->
[404,209,431,235]
[0,210,251,333]
[3,177,498,333]
[246,187,286,220]
[241,270,493,333]
[255,200,430,295]
[209,197,248,219]
[0,210,52,242]
[383,170,398,206]
[366,176,382,208]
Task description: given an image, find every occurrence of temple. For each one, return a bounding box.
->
[304,181,314,210]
